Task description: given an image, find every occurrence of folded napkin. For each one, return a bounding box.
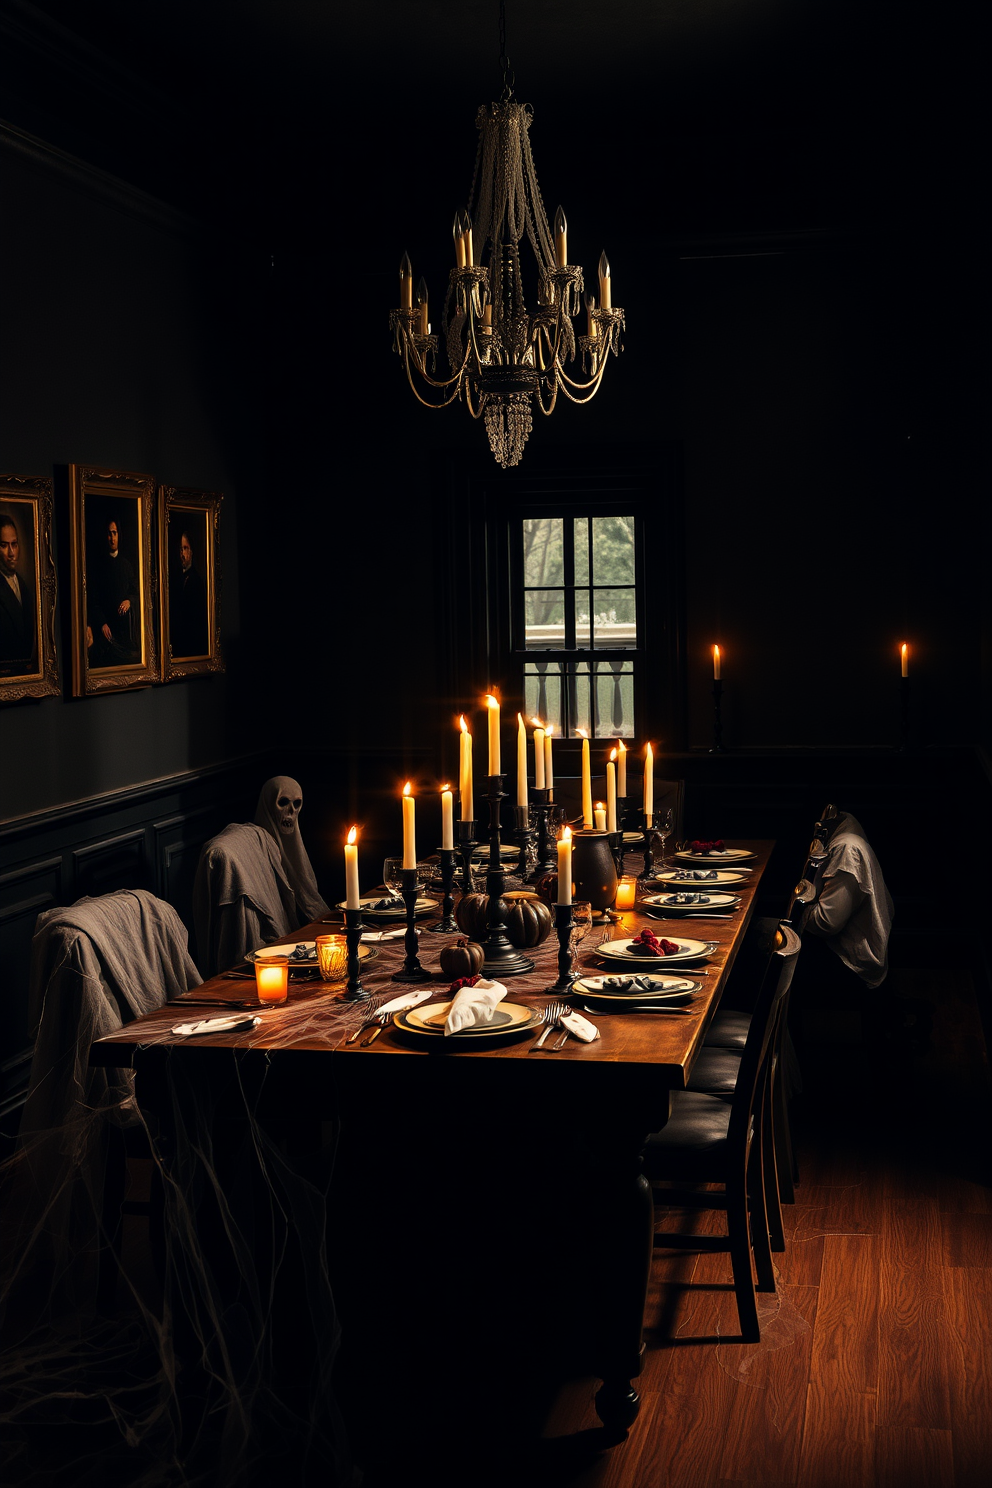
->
[674,869,719,880]
[663,893,711,905]
[445,976,507,1035]
[688,840,725,854]
[375,988,434,1017]
[361,927,410,942]
[367,896,407,911]
[558,1010,599,1043]
[600,974,665,992]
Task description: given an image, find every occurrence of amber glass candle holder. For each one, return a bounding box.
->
[315,934,348,981]
[254,954,289,1004]
[615,875,637,912]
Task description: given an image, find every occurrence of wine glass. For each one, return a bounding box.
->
[383,856,404,899]
[569,900,593,974]
[654,808,674,869]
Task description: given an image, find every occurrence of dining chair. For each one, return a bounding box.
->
[193,820,300,976]
[16,889,202,1315]
[644,925,801,1343]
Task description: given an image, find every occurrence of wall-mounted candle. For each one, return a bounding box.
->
[607,753,617,832]
[900,643,909,678]
[617,740,627,797]
[533,719,546,790]
[402,782,416,869]
[399,251,413,309]
[644,742,654,826]
[578,728,592,827]
[459,716,474,821]
[516,714,528,809]
[554,205,568,267]
[557,826,572,904]
[441,785,454,850]
[594,802,607,830]
[544,725,554,791]
[344,825,360,910]
[598,251,612,310]
[486,693,500,775]
[712,644,722,681]
[254,955,289,1005]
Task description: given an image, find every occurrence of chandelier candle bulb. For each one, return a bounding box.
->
[399,251,414,309]
[585,292,598,338]
[901,643,909,678]
[607,755,617,833]
[402,783,416,869]
[594,802,607,831]
[545,725,554,791]
[486,693,500,775]
[644,741,654,826]
[416,277,429,335]
[713,644,722,681]
[533,721,546,790]
[598,252,612,310]
[344,826,360,910]
[463,210,474,267]
[578,729,593,827]
[458,716,474,821]
[516,714,528,809]
[557,826,573,905]
[618,740,627,796]
[441,785,454,851]
[554,205,568,268]
[453,212,466,267]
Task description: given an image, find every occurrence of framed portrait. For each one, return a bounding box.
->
[68,465,159,696]
[158,486,224,681]
[0,475,60,702]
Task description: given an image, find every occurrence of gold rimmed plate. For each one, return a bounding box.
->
[596,936,711,967]
[639,891,741,914]
[673,848,756,865]
[396,999,541,1039]
[336,896,436,919]
[653,868,751,886]
[246,941,376,975]
[571,974,699,1005]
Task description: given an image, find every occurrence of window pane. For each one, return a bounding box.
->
[523,518,563,587]
[574,589,591,648]
[524,589,565,647]
[573,517,589,585]
[524,664,561,734]
[592,515,635,584]
[591,587,637,648]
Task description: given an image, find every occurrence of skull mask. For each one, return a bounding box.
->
[275,789,303,835]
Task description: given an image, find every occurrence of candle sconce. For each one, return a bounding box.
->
[344,907,369,1001]
[458,820,477,898]
[392,867,430,983]
[478,774,534,976]
[711,679,725,753]
[529,789,558,880]
[426,847,459,933]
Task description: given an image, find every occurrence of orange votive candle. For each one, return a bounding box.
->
[254,955,289,1004]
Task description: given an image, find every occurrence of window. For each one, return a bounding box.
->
[514,511,641,739]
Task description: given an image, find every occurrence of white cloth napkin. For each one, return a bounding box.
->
[444,977,507,1035]
[375,988,434,1017]
[558,1010,599,1043]
[361,928,410,942]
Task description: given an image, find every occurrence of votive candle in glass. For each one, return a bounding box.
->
[615,875,637,911]
[254,954,289,1004]
[316,934,348,981]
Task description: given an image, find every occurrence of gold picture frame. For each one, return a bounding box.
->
[68,464,159,696]
[158,486,224,681]
[0,475,60,702]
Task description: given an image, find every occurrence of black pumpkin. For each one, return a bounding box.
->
[454,892,501,939]
[438,938,485,978]
[504,896,553,948]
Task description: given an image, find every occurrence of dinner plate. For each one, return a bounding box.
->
[470,845,519,861]
[571,974,699,1004]
[673,848,756,864]
[335,897,436,918]
[396,999,541,1038]
[172,1015,262,1036]
[596,936,711,966]
[639,892,740,913]
[653,868,751,886]
[622,831,645,844]
[247,941,375,969]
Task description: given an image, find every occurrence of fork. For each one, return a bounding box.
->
[530,1000,568,1051]
[359,1011,392,1047]
[345,998,384,1044]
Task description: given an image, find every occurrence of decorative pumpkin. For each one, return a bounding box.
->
[438,938,485,978]
[454,892,501,939]
[533,872,559,907]
[504,895,553,948]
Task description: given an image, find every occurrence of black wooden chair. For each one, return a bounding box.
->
[644,924,801,1342]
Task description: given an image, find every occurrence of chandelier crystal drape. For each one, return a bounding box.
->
[390,26,624,469]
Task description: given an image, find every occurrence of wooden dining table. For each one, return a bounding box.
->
[90,840,774,1441]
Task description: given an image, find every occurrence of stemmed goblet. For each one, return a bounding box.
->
[654,808,675,869]
[569,900,593,975]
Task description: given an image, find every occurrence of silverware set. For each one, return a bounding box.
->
[530,1000,569,1050]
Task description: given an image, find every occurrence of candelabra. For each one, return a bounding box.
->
[343,906,369,1002]
[426,847,458,933]
[391,867,430,983]
[458,820,477,899]
[478,774,534,976]
[528,788,558,880]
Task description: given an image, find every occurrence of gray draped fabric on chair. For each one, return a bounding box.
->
[192,821,300,977]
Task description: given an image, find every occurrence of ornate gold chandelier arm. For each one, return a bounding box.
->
[463,377,486,420]
[553,357,611,404]
[400,337,465,408]
[534,373,559,416]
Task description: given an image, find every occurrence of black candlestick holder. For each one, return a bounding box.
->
[513,803,535,881]
[638,818,656,881]
[710,679,725,753]
[344,906,369,1002]
[546,902,576,993]
[529,788,558,880]
[391,866,430,982]
[899,676,911,751]
[426,847,458,933]
[478,774,534,976]
[458,819,477,899]
[608,828,624,880]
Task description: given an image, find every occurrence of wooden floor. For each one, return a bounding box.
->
[522,968,992,1488]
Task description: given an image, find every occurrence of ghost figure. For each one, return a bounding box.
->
[254,776,328,922]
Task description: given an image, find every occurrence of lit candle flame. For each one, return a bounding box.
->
[545,723,554,737]
[486,693,498,707]
[440,783,451,792]
[576,726,588,739]
[595,801,605,811]
[347,826,357,845]
[403,781,412,797]
[561,825,571,844]
[531,717,544,729]
[459,715,468,734]
[610,747,617,761]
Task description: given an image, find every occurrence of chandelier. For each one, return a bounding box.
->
[389,3,624,469]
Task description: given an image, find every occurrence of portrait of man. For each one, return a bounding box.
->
[0,507,38,677]
[168,517,209,658]
[86,502,141,667]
